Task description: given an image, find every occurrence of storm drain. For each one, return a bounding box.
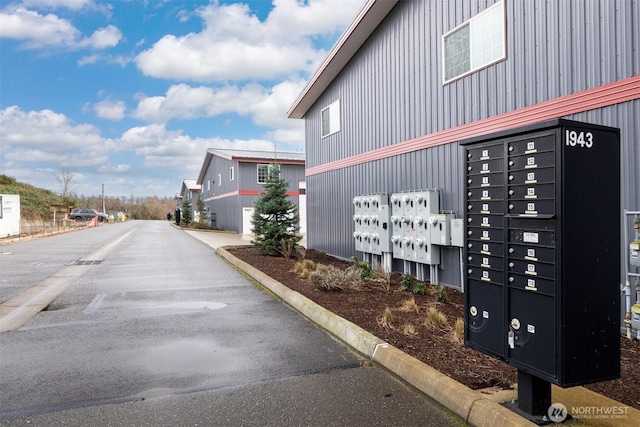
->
[74,260,104,265]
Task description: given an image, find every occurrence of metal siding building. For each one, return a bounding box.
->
[197,149,306,233]
[289,0,640,289]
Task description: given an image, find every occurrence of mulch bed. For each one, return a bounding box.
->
[227,246,639,410]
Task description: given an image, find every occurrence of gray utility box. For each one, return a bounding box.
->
[461,119,620,387]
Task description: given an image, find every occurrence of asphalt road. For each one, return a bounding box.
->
[0,221,461,426]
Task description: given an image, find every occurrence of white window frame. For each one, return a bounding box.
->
[257,164,269,184]
[217,173,221,186]
[230,166,235,182]
[442,1,506,84]
[257,163,280,184]
[321,99,341,138]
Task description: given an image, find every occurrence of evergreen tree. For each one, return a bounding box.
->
[196,194,207,226]
[180,197,192,225]
[251,164,301,256]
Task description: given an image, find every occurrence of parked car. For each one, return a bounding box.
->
[71,209,101,221]
[96,212,108,222]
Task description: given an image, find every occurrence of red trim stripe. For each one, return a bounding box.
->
[234,158,305,165]
[205,190,300,202]
[306,75,640,176]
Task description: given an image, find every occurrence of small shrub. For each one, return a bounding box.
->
[350,256,376,280]
[279,237,297,258]
[292,259,316,278]
[295,245,306,259]
[372,260,391,292]
[399,298,419,313]
[400,274,416,292]
[402,323,418,337]
[310,264,362,291]
[310,264,344,291]
[425,306,448,330]
[412,282,429,295]
[378,307,394,329]
[435,285,450,303]
[451,318,464,344]
[399,274,429,295]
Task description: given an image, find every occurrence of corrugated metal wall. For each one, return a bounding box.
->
[304,0,640,288]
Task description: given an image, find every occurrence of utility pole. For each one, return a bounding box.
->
[102,184,105,213]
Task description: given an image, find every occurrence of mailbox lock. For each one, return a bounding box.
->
[510,318,521,330]
[470,306,478,317]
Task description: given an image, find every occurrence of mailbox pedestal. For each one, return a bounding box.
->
[461,119,621,418]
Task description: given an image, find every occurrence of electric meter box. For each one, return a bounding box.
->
[430,213,453,246]
[630,241,640,267]
[461,119,620,388]
[353,194,391,255]
[450,218,465,247]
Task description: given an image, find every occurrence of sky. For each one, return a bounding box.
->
[0,0,364,199]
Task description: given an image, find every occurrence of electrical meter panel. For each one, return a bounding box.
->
[462,119,620,387]
[353,194,391,255]
[390,190,441,264]
[630,241,640,267]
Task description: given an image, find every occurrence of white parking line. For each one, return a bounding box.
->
[83,293,107,314]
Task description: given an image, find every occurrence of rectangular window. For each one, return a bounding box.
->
[207,180,210,191]
[217,173,221,186]
[257,164,280,183]
[257,164,269,184]
[321,100,340,138]
[443,1,505,83]
[230,166,235,181]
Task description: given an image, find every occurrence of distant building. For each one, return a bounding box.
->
[178,179,201,222]
[196,149,306,234]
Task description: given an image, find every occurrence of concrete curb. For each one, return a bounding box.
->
[217,246,537,427]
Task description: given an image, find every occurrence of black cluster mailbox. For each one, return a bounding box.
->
[461,119,620,416]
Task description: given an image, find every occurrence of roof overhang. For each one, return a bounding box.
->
[287,0,399,119]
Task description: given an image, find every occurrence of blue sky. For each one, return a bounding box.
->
[0,0,364,198]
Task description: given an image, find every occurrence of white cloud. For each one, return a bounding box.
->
[132,80,305,145]
[134,0,362,82]
[0,106,280,197]
[0,7,121,49]
[97,164,130,173]
[78,54,100,66]
[0,105,105,150]
[19,0,96,11]
[93,99,126,121]
[0,8,79,48]
[134,83,260,123]
[78,25,121,49]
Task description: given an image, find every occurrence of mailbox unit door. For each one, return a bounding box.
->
[463,119,620,387]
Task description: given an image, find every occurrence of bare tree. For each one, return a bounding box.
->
[55,167,76,196]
